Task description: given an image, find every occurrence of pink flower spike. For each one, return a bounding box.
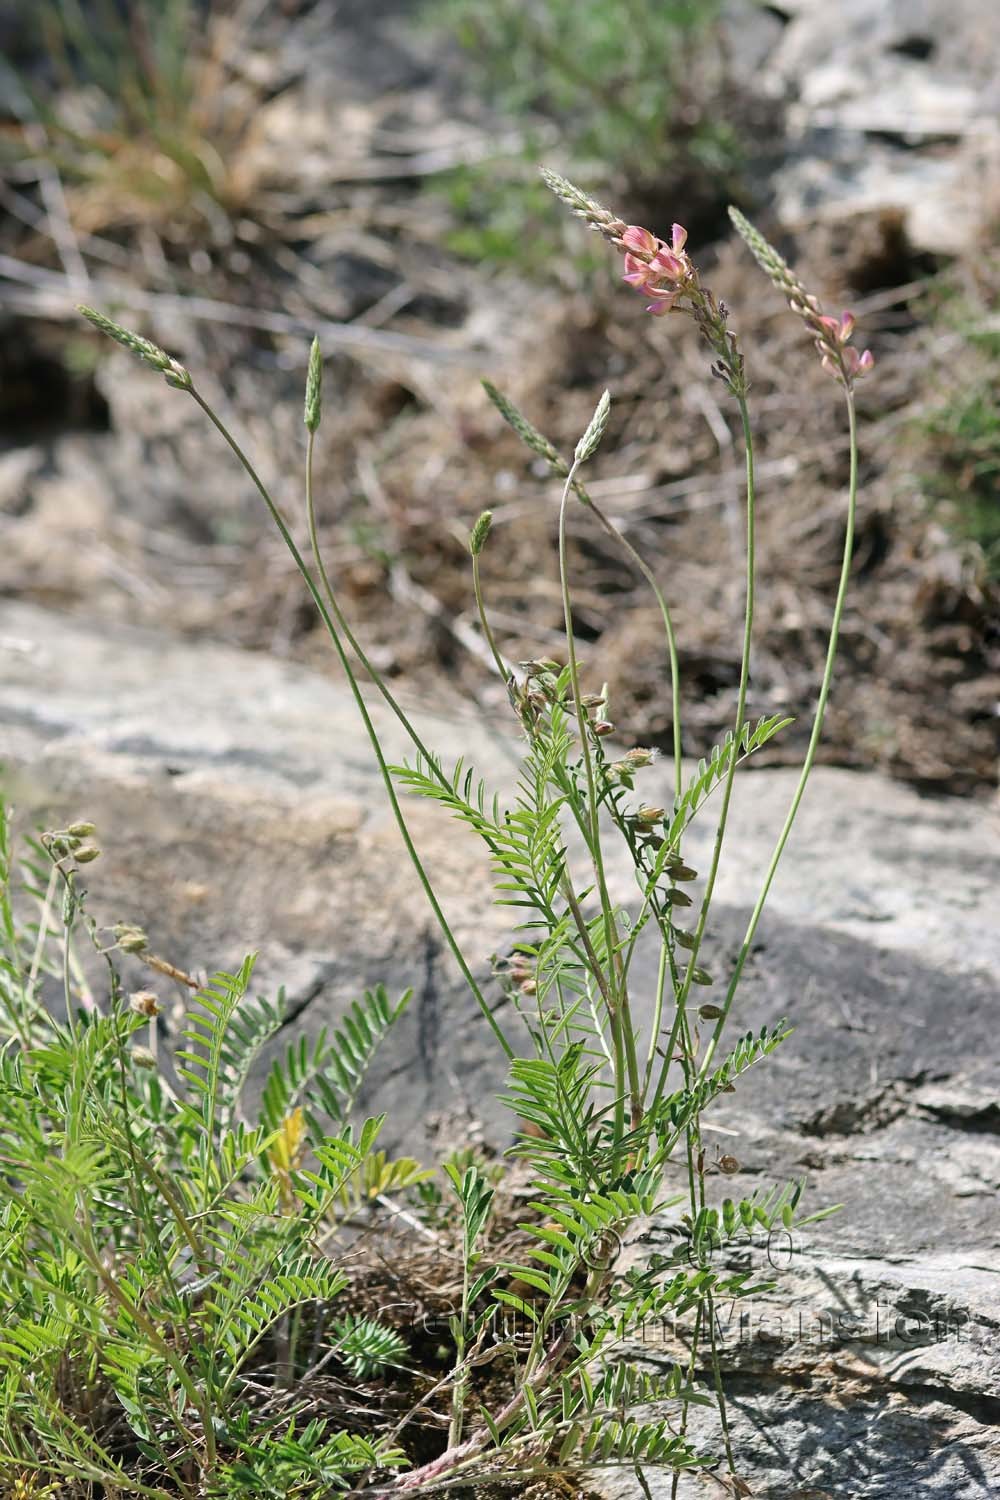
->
[623,253,653,287]
[622,224,657,254]
[671,224,688,253]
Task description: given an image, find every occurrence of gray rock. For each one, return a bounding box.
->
[747,0,1000,256]
[2,598,998,1494]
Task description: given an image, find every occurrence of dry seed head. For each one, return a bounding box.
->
[469,510,493,556]
[79,306,192,390]
[304,335,323,433]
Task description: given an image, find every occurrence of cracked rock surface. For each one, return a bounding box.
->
[1,599,998,1495]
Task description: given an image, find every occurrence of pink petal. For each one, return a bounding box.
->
[622,253,652,286]
[646,293,678,316]
[857,349,874,373]
[622,224,657,254]
[650,248,686,280]
[671,223,688,253]
[839,311,856,342]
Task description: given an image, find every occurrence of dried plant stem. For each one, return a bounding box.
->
[699,390,859,1079]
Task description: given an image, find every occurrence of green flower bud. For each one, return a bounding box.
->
[575,389,611,464]
[304,335,322,432]
[469,510,492,556]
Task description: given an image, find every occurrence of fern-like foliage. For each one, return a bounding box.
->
[667,714,792,846]
[175,957,277,1144]
[330,1314,409,1379]
[260,984,412,1135]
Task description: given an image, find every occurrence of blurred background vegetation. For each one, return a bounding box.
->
[0,0,997,793]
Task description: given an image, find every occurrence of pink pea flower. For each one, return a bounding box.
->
[623,252,656,288]
[620,221,692,315]
[622,225,657,255]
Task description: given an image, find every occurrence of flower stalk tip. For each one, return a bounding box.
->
[78,305,192,391]
[726,207,874,388]
[304,335,323,433]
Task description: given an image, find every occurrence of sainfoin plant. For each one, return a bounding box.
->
[0,172,870,1497]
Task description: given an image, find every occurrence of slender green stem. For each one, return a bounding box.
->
[698,390,859,1078]
[707,1288,737,1475]
[557,463,640,1138]
[472,551,511,686]
[195,394,513,1062]
[648,392,756,1124]
[584,496,683,803]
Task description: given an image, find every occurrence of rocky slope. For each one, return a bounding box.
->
[2,598,997,1496]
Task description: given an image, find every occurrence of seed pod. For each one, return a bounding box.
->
[66,821,97,838]
[699,1003,724,1020]
[115,924,149,954]
[664,889,692,907]
[670,863,698,881]
[718,1155,740,1175]
[131,1046,157,1070]
[624,747,655,767]
[692,968,714,986]
[74,845,101,864]
[634,806,665,827]
[129,990,162,1018]
[592,720,615,736]
[674,929,698,951]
